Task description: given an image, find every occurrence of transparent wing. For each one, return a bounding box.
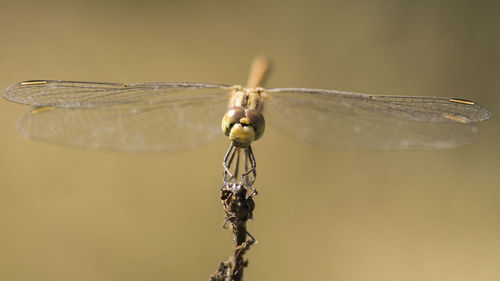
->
[264,88,491,150]
[4,81,234,151]
[3,80,233,107]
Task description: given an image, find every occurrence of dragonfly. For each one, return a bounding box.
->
[2,57,492,186]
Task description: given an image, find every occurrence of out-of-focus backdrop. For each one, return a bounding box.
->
[1,1,499,281]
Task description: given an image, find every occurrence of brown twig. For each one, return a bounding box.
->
[210,184,256,281]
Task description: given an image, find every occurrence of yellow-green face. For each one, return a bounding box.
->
[221,106,265,148]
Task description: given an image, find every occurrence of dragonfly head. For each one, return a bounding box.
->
[222,106,265,148]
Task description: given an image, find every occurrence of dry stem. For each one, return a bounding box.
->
[210,184,256,281]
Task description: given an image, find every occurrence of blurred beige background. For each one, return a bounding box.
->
[1,0,499,281]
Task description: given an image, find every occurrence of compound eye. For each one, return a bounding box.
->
[227,106,246,123]
[246,109,265,140]
[222,106,246,136]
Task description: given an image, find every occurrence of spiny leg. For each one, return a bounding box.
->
[223,144,257,186]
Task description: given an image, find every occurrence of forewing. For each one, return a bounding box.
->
[264,88,491,150]
[3,80,233,108]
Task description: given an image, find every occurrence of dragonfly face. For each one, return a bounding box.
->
[221,89,266,148]
[221,106,265,148]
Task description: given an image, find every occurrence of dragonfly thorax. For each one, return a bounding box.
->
[221,106,265,148]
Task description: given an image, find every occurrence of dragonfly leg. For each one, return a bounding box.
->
[241,145,256,186]
[222,144,237,184]
[223,144,257,187]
